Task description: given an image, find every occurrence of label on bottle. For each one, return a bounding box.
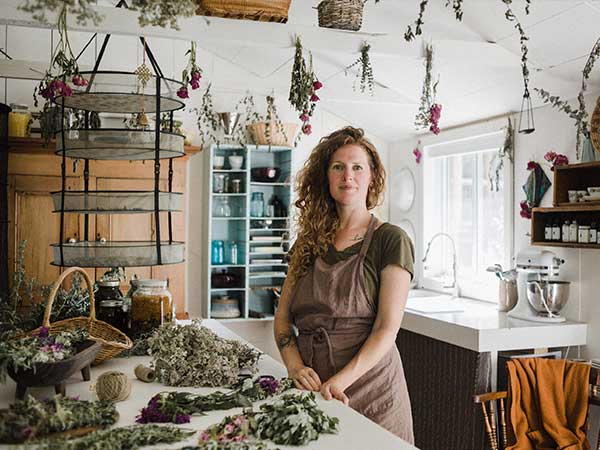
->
[545,226,552,240]
[552,226,561,241]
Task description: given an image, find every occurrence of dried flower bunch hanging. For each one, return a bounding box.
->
[33,6,87,108]
[200,392,339,446]
[136,376,293,424]
[0,395,118,444]
[178,41,203,99]
[289,36,322,136]
[488,118,514,191]
[263,94,288,144]
[536,37,600,159]
[345,42,375,96]
[18,0,103,26]
[147,319,261,387]
[35,424,195,450]
[194,84,221,147]
[415,44,441,134]
[0,327,88,383]
[543,150,569,170]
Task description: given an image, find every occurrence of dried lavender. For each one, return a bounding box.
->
[147,320,261,387]
[0,395,117,444]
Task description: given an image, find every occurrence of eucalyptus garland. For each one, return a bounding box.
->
[136,376,293,424]
[345,42,375,96]
[0,395,117,444]
[289,36,322,136]
[36,424,195,450]
[147,319,261,387]
[535,37,600,159]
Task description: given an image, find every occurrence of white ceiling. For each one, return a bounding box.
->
[198,0,600,141]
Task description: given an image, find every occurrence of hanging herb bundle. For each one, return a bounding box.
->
[263,95,288,145]
[34,6,88,109]
[0,327,89,383]
[130,0,197,30]
[230,93,262,145]
[488,118,514,192]
[0,395,118,444]
[345,41,375,96]
[136,376,293,424]
[194,84,221,147]
[178,41,203,99]
[147,319,261,387]
[289,36,322,136]
[18,0,102,26]
[415,44,441,134]
[36,424,195,450]
[200,392,339,446]
[536,37,600,159]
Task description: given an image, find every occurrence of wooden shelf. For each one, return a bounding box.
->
[534,205,600,213]
[7,137,202,157]
[531,241,600,249]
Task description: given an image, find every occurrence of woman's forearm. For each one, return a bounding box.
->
[273,316,305,371]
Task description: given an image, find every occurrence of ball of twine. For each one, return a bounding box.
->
[134,364,156,383]
[95,371,131,402]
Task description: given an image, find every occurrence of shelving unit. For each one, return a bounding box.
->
[531,161,600,248]
[205,144,292,320]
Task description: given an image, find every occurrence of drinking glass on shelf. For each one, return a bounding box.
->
[213,174,226,193]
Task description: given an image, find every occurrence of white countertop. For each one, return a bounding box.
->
[402,290,588,352]
[0,319,418,450]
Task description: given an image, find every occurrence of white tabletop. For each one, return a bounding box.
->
[0,319,418,450]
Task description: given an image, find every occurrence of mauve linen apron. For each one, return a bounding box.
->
[289,215,414,443]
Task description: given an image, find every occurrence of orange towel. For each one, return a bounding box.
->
[506,358,591,450]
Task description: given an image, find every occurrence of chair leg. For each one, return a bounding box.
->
[481,402,499,450]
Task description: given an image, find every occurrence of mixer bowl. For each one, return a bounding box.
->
[526,280,570,315]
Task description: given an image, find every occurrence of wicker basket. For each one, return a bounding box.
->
[197,0,291,23]
[317,0,364,31]
[27,267,132,365]
[247,121,298,147]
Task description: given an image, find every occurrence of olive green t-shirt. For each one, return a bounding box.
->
[321,222,415,305]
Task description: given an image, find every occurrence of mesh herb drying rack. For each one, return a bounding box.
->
[51,5,186,267]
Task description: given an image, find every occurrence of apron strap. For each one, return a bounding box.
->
[359,214,378,257]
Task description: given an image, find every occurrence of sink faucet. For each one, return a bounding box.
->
[422,232,460,298]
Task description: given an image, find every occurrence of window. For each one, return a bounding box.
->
[422,131,513,302]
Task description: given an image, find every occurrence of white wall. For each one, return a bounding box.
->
[390,92,600,361]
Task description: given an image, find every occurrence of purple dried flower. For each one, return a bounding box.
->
[175,413,191,424]
[259,377,279,395]
[38,327,49,338]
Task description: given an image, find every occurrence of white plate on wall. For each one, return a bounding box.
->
[391,167,416,212]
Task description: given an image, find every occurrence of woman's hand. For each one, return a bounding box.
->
[288,364,322,391]
[320,375,350,405]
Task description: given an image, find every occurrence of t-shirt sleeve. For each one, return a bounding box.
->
[378,224,415,280]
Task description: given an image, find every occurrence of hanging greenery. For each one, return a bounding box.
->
[177,41,203,99]
[18,0,102,26]
[535,37,600,159]
[404,0,532,92]
[263,95,288,145]
[488,118,514,192]
[193,84,221,147]
[345,42,375,96]
[289,36,322,136]
[414,44,441,134]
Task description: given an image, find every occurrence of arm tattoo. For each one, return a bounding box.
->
[276,327,297,350]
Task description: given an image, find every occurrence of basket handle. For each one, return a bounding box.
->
[42,267,96,327]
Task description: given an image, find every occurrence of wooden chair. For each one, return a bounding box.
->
[474,366,600,450]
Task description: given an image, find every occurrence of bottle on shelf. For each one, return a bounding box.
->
[562,220,570,243]
[578,224,590,243]
[591,222,598,244]
[551,220,561,242]
[544,220,552,241]
[251,192,265,217]
[569,220,578,243]
[211,240,225,265]
[225,241,240,265]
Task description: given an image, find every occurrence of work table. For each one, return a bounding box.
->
[402,289,588,352]
[0,319,418,450]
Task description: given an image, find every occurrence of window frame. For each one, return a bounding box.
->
[419,131,514,302]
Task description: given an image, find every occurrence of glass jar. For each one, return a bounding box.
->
[225,241,239,265]
[214,174,226,193]
[95,280,129,332]
[579,225,590,243]
[131,279,173,334]
[8,104,32,137]
[230,178,242,193]
[251,192,264,217]
[211,295,241,318]
[214,197,232,217]
[211,240,225,265]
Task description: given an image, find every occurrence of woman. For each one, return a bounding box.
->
[273,126,415,442]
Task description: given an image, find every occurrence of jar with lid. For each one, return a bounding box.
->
[214,197,232,217]
[251,192,264,217]
[211,295,241,318]
[95,280,129,332]
[8,104,32,137]
[131,279,174,334]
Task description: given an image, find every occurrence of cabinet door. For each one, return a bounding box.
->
[8,174,83,286]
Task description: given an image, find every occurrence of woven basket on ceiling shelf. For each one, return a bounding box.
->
[247,121,298,147]
[317,0,365,31]
[196,0,292,23]
[23,267,132,365]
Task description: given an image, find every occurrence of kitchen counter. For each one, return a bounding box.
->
[0,319,418,450]
[402,290,588,352]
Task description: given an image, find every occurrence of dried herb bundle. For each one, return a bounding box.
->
[130,0,197,30]
[147,320,261,387]
[18,0,102,26]
[200,392,339,446]
[0,395,117,444]
[36,424,195,450]
[0,327,88,382]
[136,376,293,424]
[414,43,441,134]
[289,36,322,136]
[488,118,514,192]
[194,84,221,147]
[346,42,375,96]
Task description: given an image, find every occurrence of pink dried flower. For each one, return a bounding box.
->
[190,80,200,90]
[310,93,320,102]
[544,150,557,162]
[177,86,189,99]
[519,200,531,219]
[72,74,88,87]
[302,123,312,135]
[299,113,309,122]
[200,432,210,442]
[224,424,235,434]
[413,146,422,164]
[526,161,538,171]
[313,80,323,90]
[191,69,202,82]
[552,154,569,168]
[429,103,442,134]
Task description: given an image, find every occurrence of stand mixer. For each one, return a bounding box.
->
[507,249,569,323]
